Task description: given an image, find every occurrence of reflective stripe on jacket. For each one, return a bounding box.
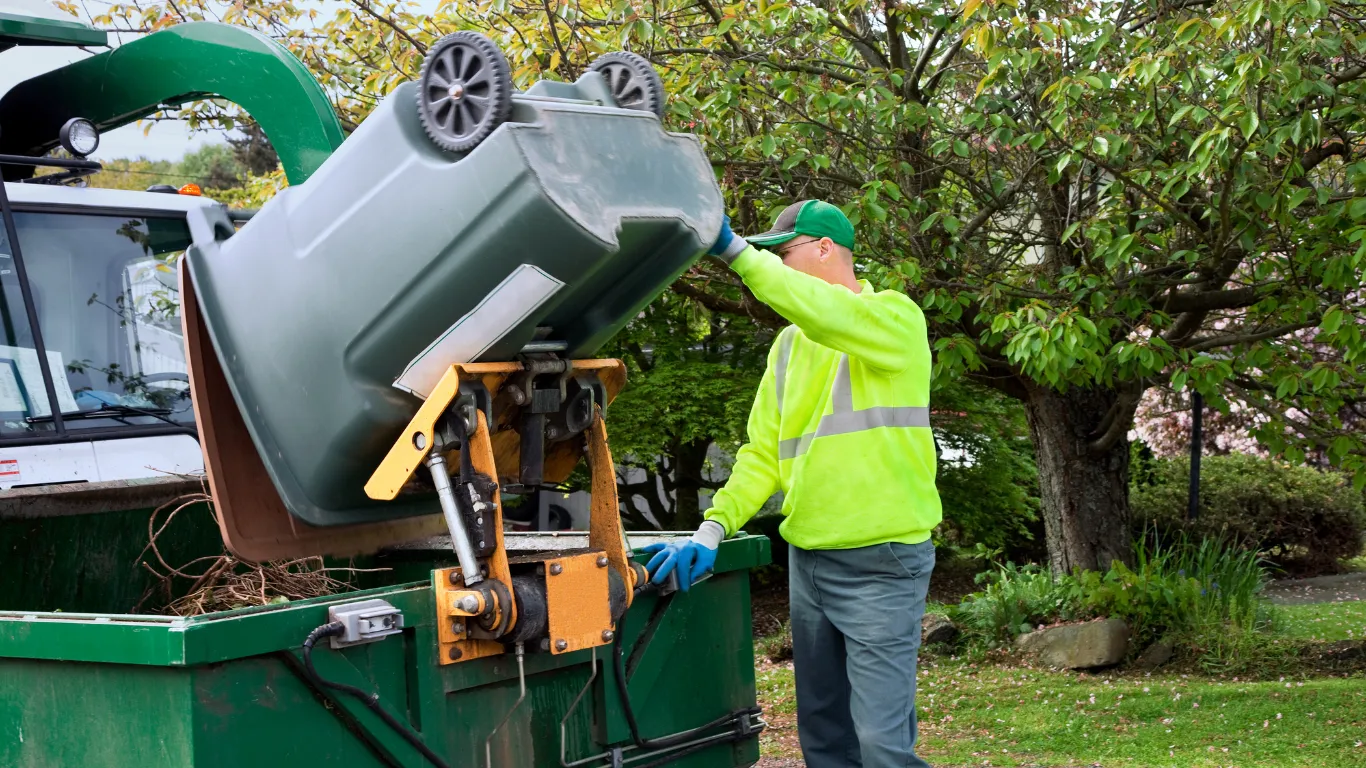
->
[703,245,942,550]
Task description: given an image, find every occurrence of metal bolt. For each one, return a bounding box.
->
[451,619,466,635]
[555,639,568,652]
[539,638,551,652]
[596,555,609,568]
[448,647,463,661]
[457,595,480,614]
[547,426,562,440]
[508,385,527,405]
[448,571,461,585]
[476,517,484,526]
[478,540,486,549]
[549,563,563,576]
[413,432,426,450]
[602,630,614,642]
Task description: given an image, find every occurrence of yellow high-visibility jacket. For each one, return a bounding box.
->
[703,245,942,550]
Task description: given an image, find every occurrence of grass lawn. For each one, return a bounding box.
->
[1276,600,1366,642]
[756,604,1366,767]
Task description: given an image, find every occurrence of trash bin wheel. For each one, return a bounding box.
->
[417,31,514,153]
[588,51,666,119]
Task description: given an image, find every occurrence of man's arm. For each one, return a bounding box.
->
[643,335,784,587]
[701,335,784,538]
[729,245,923,373]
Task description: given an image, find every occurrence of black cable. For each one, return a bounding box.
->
[611,600,762,753]
[301,623,452,768]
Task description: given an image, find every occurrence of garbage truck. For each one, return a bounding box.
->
[0,8,769,767]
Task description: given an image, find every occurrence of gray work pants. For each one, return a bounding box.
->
[788,541,935,768]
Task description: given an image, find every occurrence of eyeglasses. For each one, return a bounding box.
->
[775,238,819,258]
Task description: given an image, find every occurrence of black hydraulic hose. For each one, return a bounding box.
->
[611,596,763,753]
[302,623,452,768]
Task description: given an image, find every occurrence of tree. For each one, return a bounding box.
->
[227,120,281,176]
[86,157,181,191]
[177,143,243,190]
[598,291,770,530]
[85,0,1366,574]
[933,379,1043,560]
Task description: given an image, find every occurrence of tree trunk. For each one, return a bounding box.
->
[668,439,712,531]
[1023,384,1133,575]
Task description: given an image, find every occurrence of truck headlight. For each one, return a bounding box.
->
[59,118,100,158]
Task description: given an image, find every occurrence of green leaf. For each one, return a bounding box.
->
[1239,111,1259,138]
[1321,306,1345,334]
[1061,221,1082,243]
[716,17,735,35]
[761,135,777,157]
[1350,198,1366,221]
[1175,18,1203,44]
[1092,136,1110,156]
[954,140,971,157]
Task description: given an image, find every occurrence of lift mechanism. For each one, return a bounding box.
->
[365,358,645,665]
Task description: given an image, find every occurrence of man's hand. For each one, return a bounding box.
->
[642,521,724,591]
[707,215,748,264]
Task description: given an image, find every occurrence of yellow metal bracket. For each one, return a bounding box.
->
[364,364,466,502]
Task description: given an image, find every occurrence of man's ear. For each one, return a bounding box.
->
[818,237,835,262]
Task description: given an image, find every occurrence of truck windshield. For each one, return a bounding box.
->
[0,210,193,439]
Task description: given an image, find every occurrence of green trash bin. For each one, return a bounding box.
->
[186,35,722,528]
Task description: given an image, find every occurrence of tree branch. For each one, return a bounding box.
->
[672,279,787,327]
[909,22,949,100]
[1163,286,1266,314]
[921,38,965,97]
[1089,389,1143,454]
[352,0,426,55]
[1184,322,1318,352]
[1300,138,1348,172]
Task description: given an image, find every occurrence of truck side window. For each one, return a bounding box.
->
[0,220,55,437]
[0,211,194,439]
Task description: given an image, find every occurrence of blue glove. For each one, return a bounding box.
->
[707,214,736,257]
[642,522,724,592]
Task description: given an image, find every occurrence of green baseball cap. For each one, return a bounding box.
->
[746,200,856,250]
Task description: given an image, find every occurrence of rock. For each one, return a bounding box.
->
[922,614,961,646]
[1016,619,1129,669]
[1133,639,1175,671]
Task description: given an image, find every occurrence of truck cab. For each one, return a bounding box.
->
[0,183,222,488]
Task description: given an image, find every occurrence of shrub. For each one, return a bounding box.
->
[1069,531,1273,662]
[1131,452,1366,576]
[952,534,1278,670]
[950,562,1082,645]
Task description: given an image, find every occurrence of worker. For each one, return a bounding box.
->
[643,200,942,768]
